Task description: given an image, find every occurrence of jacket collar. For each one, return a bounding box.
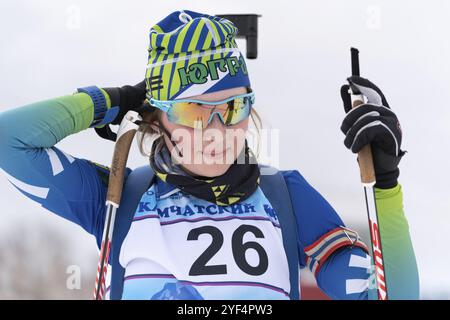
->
[155,174,179,198]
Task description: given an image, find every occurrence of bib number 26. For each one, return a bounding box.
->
[187,224,269,276]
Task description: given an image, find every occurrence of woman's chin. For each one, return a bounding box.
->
[182,163,231,178]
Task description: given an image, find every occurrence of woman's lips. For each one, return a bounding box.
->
[203,148,228,157]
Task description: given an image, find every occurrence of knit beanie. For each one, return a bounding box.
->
[145,9,251,102]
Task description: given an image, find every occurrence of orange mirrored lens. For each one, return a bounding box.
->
[168,97,250,129]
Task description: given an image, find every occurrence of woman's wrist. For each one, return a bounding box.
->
[76,86,119,128]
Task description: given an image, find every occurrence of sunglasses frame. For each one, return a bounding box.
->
[147,89,255,128]
[148,91,255,113]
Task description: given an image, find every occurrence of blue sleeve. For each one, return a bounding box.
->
[282,170,370,299]
[316,247,372,300]
[0,94,130,247]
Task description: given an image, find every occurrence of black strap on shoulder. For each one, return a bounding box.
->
[110,165,154,299]
[259,165,299,300]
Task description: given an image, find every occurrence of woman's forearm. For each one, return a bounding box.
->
[375,183,420,299]
[0,91,110,150]
[0,90,113,240]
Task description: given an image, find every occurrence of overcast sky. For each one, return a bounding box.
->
[1,0,449,298]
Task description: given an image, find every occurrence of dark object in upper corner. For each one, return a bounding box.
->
[216,14,261,59]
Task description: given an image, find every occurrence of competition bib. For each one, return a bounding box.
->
[119,182,291,300]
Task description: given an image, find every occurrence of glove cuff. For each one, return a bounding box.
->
[374,149,406,189]
[102,87,121,107]
[375,168,399,189]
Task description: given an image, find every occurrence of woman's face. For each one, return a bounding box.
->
[159,86,249,177]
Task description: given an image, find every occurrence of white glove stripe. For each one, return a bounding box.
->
[345,111,380,135]
[353,83,383,105]
[345,103,393,119]
[350,120,399,157]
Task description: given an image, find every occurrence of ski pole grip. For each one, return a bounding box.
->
[106,111,141,205]
[350,47,376,184]
[106,130,136,205]
[351,97,376,184]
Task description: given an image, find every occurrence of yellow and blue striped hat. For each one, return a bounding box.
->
[145,10,251,102]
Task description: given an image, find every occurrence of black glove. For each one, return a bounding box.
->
[102,80,147,125]
[340,76,406,189]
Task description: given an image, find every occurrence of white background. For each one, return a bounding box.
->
[0,0,449,298]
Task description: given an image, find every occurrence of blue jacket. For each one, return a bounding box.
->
[0,91,419,299]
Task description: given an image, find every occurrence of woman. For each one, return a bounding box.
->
[0,10,419,300]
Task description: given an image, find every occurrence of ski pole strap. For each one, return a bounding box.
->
[95,125,117,142]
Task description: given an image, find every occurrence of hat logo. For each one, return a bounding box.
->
[178,55,248,86]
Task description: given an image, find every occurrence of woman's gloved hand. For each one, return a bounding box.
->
[340,76,406,189]
[102,80,147,125]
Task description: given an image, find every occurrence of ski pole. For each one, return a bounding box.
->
[348,47,388,300]
[93,110,142,300]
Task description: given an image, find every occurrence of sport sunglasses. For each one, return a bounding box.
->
[147,89,255,129]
